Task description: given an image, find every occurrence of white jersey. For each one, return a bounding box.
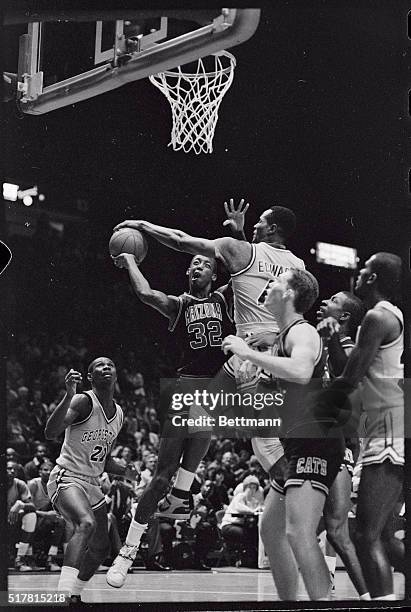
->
[230,242,305,336]
[359,301,404,412]
[56,390,124,478]
[357,301,404,465]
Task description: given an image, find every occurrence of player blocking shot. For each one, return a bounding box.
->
[106,252,233,588]
[44,358,138,604]
[111,202,305,430]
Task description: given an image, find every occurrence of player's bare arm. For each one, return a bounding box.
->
[338,309,387,388]
[113,253,179,320]
[113,219,252,274]
[222,324,318,384]
[44,369,88,439]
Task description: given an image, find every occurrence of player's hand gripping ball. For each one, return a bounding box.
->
[109,228,148,264]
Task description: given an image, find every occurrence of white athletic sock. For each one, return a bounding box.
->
[325,555,336,575]
[373,594,396,600]
[48,545,58,557]
[58,566,79,595]
[125,520,147,547]
[173,467,195,492]
[360,592,371,600]
[16,542,29,557]
[71,578,88,597]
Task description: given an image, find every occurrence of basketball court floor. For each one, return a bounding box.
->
[9,567,405,604]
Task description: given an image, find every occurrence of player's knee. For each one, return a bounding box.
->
[21,512,37,533]
[354,526,379,550]
[77,513,96,536]
[285,518,310,547]
[324,517,345,544]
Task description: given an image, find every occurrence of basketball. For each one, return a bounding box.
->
[109,228,148,263]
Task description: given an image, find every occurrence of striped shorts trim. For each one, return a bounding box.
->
[284,478,329,496]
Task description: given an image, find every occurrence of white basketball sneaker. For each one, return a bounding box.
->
[106,544,139,588]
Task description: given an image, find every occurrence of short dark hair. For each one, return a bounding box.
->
[267,206,297,239]
[370,252,402,299]
[87,356,114,374]
[287,269,319,314]
[340,292,365,338]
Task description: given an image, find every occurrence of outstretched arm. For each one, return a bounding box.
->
[113,219,250,274]
[114,220,216,256]
[113,253,179,320]
[222,324,318,384]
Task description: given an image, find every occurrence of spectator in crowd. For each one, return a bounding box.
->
[7,414,31,458]
[7,461,37,571]
[207,469,229,512]
[191,461,207,500]
[232,475,265,505]
[14,386,30,419]
[27,460,66,571]
[46,388,66,417]
[24,443,49,480]
[220,475,263,567]
[6,381,19,412]
[7,448,26,481]
[7,352,25,389]
[134,423,159,452]
[27,390,49,442]
[220,452,238,493]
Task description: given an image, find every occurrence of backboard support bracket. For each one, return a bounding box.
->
[14,8,260,115]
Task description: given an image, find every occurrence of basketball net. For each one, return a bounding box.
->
[149,51,236,154]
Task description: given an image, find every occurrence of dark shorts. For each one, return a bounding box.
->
[160,376,216,439]
[271,437,345,497]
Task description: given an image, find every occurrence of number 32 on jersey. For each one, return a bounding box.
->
[187,321,222,349]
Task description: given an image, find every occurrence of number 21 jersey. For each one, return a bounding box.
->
[56,390,124,477]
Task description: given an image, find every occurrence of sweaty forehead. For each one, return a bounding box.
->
[191,255,212,264]
[90,357,114,370]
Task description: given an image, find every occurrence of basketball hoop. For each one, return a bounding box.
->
[149,51,236,154]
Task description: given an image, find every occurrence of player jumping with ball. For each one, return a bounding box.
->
[106,252,233,587]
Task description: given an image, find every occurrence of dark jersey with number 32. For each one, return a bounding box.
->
[169,289,234,377]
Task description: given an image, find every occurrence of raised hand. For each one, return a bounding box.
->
[112,253,136,269]
[64,369,82,394]
[316,317,340,342]
[222,198,249,233]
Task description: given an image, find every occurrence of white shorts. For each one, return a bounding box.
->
[48,464,106,512]
[361,407,404,466]
[251,437,284,473]
[223,354,261,391]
